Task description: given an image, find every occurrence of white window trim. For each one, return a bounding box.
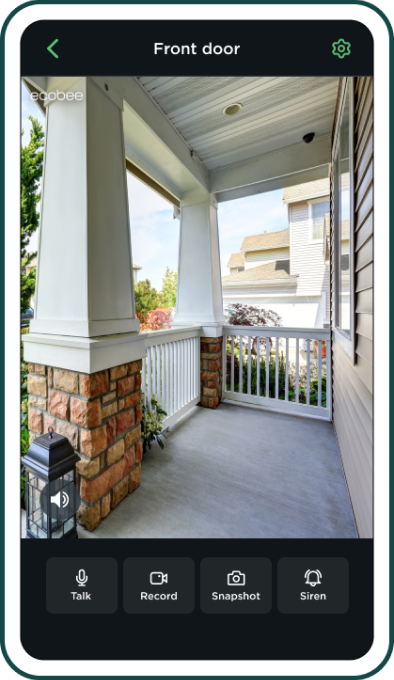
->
[333,77,355,363]
[307,195,330,244]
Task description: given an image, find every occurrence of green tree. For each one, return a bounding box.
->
[161,267,178,308]
[21,116,44,313]
[135,279,161,322]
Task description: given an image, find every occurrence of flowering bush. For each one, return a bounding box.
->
[142,396,167,451]
[139,307,172,332]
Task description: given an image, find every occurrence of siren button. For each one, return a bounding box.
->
[278,557,349,614]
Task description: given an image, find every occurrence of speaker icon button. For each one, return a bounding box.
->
[51,489,70,509]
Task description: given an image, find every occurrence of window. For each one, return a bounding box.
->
[237,267,244,272]
[309,198,330,241]
[333,78,355,359]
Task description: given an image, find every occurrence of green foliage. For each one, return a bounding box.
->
[21,343,30,505]
[21,116,44,313]
[142,396,167,450]
[135,279,161,323]
[161,267,178,308]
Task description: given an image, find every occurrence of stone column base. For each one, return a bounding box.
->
[200,337,223,409]
[27,360,143,532]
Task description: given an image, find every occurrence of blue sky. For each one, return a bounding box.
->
[22,82,288,291]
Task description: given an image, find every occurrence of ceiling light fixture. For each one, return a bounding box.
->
[223,103,242,116]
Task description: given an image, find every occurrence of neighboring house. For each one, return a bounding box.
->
[132,263,142,283]
[222,178,350,329]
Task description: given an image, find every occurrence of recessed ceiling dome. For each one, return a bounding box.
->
[223,103,242,116]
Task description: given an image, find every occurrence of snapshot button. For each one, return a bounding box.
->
[278,557,349,614]
[200,557,272,614]
[46,557,117,614]
[123,558,194,614]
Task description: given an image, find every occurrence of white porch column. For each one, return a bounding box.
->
[25,77,144,372]
[173,194,226,333]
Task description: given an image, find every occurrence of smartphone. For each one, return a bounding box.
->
[1,1,391,677]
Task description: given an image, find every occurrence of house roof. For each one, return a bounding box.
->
[133,263,142,270]
[222,259,297,284]
[283,177,330,203]
[240,227,290,253]
[227,252,245,268]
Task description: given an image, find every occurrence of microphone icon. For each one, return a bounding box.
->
[76,569,88,587]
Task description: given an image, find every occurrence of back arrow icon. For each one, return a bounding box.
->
[47,39,59,58]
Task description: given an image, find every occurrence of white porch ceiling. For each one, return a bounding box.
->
[137,76,339,174]
[26,75,340,203]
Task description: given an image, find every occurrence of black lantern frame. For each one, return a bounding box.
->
[22,428,80,539]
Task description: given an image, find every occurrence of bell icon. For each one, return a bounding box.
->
[304,569,322,587]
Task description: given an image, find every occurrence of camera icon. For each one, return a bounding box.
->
[149,571,168,585]
[227,570,246,586]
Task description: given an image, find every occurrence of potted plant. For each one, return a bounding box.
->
[141,396,167,454]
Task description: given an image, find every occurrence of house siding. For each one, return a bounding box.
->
[289,201,330,321]
[331,77,373,538]
[244,247,290,268]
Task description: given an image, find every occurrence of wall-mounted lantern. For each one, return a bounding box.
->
[22,427,80,539]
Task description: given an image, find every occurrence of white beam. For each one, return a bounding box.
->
[113,76,210,195]
[210,136,331,194]
[216,164,329,203]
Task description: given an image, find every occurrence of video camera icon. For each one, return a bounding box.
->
[150,571,168,585]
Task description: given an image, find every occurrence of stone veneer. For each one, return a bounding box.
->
[27,360,143,531]
[200,337,223,409]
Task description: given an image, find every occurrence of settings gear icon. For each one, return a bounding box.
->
[332,39,351,59]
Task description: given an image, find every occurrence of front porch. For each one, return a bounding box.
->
[78,402,356,539]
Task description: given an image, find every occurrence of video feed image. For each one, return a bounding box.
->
[21,74,372,542]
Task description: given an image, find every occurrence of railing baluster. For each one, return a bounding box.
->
[164,343,169,414]
[318,339,322,408]
[306,339,310,406]
[142,356,146,406]
[196,336,199,398]
[326,334,332,417]
[239,335,243,394]
[182,340,186,407]
[266,337,270,398]
[169,342,174,416]
[295,338,299,404]
[230,335,234,393]
[157,344,161,405]
[247,336,252,394]
[190,338,194,399]
[174,341,179,412]
[285,338,289,401]
[256,336,260,397]
[187,338,191,403]
[152,345,156,400]
[147,347,152,405]
[275,337,279,400]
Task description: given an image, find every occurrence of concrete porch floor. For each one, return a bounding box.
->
[78,402,357,539]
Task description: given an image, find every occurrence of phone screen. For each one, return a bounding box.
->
[15,10,378,670]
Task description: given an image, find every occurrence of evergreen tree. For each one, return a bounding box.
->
[134,279,161,323]
[161,267,178,308]
[21,116,44,313]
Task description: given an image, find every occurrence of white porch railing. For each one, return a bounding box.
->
[141,326,201,428]
[222,326,331,421]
